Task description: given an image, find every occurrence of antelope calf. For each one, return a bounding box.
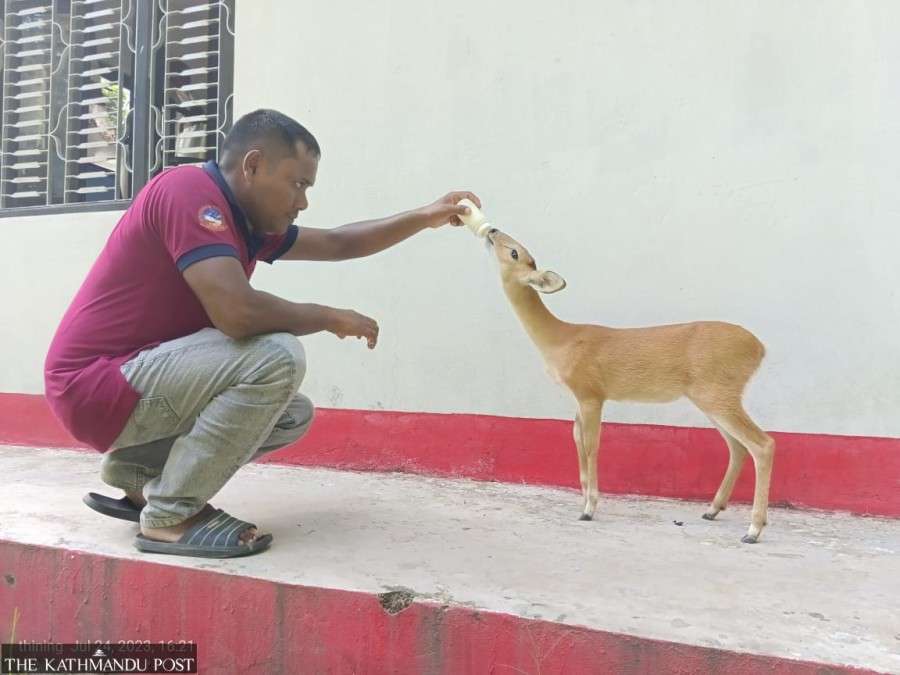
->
[484,228,775,543]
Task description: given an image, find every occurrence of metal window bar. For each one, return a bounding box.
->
[63,0,134,203]
[1,0,53,208]
[150,0,231,173]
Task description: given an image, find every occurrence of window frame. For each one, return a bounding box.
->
[0,0,234,219]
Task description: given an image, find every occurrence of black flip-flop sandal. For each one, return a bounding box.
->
[83,492,142,522]
[134,508,272,558]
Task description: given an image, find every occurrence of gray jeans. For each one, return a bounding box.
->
[100,328,314,528]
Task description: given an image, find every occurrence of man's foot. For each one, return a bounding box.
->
[141,504,262,545]
[124,490,146,509]
[134,508,272,558]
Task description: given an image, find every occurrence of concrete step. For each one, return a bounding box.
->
[1,445,897,674]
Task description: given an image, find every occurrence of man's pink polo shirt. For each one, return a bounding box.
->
[44,162,299,451]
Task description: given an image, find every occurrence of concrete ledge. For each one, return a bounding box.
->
[2,394,899,517]
[1,543,885,675]
[1,446,897,673]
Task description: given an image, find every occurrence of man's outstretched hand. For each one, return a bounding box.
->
[419,191,483,229]
[327,308,379,349]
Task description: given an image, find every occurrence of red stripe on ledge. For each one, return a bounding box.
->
[2,542,876,675]
[1,393,898,516]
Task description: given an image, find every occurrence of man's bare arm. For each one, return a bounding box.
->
[182,257,378,347]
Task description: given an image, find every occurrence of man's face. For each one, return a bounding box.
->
[245,142,318,235]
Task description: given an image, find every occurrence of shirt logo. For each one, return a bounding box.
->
[198,205,226,231]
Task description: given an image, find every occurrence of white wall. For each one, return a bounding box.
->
[2,211,123,396]
[4,1,899,438]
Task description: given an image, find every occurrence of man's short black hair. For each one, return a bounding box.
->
[221,109,320,168]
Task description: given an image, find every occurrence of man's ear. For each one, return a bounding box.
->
[524,270,566,293]
[242,149,263,178]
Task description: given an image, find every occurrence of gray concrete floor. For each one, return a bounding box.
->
[1,445,898,672]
